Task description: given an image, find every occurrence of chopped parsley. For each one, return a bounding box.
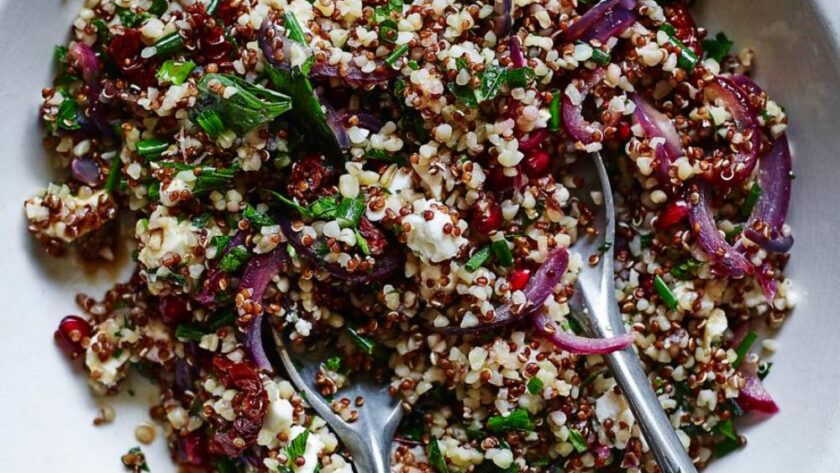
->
[285,429,310,466]
[243,205,276,227]
[218,245,249,273]
[568,428,588,453]
[193,73,291,136]
[733,330,758,369]
[465,246,492,272]
[487,408,535,432]
[526,377,544,394]
[702,32,734,63]
[427,437,450,473]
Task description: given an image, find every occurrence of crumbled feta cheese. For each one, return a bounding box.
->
[403,199,467,262]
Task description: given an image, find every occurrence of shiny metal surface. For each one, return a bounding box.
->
[571,153,698,473]
[271,329,403,473]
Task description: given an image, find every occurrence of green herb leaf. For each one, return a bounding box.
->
[324,356,343,372]
[714,435,742,458]
[149,0,168,16]
[161,163,235,195]
[175,324,205,342]
[269,191,311,217]
[286,429,310,465]
[336,197,366,228]
[194,73,292,136]
[654,275,678,310]
[208,308,236,331]
[725,224,744,243]
[147,180,160,201]
[568,428,588,453]
[308,196,340,219]
[757,361,773,381]
[346,326,377,356]
[714,419,738,442]
[156,60,196,85]
[597,241,613,253]
[57,99,82,131]
[355,229,371,255]
[465,246,492,272]
[243,205,276,227]
[385,43,409,65]
[122,446,150,472]
[136,138,170,160]
[219,245,250,272]
[733,330,758,369]
[427,437,450,473]
[702,32,734,63]
[92,19,111,43]
[366,149,405,164]
[487,408,535,432]
[284,12,307,44]
[504,67,535,88]
[117,7,143,27]
[105,158,122,194]
[491,240,514,267]
[740,183,762,217]
[670,258,702,280]
[476,64,507,103]
[526,377,543,395]
[549,90,561,131]
[195,109,227,138]
[152,32,185,57]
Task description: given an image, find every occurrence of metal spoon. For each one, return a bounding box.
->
[271,328,402,473]
[571,153,698,473]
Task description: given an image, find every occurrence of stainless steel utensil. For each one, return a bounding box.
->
[571,152,698,473]
[271,328,403,473]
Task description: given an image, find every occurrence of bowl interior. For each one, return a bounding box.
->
[0,0,839,471]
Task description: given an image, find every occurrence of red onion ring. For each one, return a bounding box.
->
[278,215,403,284]
[517,128,547,151]
[558,0,622,42]
[509,36,526,68]
[630,93,683,185]
[68,42,100,84]
[494,0,514,37]
[532,311,635,354]
[309,61,397,88]
[438,247,569,335]
[239,247,289,372]
[317,90,351,150]
[741,135,794,254]
[580,6,638,43]
[562,67,614,145]
[688,185,753,278]
[738,360,779,414]
[702,76,760,186]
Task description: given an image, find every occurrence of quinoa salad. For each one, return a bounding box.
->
[26,0,796,471]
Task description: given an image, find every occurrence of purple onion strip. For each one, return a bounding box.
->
[742,135,794,253]
[580,6,638,43]
[688,186,753,278]
[562,67,607,144]
[630,93,682,185]
[703,76,761,185]
[559,0,621,42]
[532,312,635,355]
[239,246,289,372]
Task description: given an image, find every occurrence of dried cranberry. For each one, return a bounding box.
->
[616,121,632,142]
[185,4,234,68]
[159,296,190,325]
[508,268,531,291]
[287,154,335,202]
[471,201,502,236]
[209,355,268,456]
[55,315,92,357]
[358,218,387,256]
[664,2,702,56]
[655,199,690,230]
[523,149,551,178]
[106,29,159,87]
[487,165,512,189]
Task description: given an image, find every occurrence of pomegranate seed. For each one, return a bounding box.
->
[471,201,502,236]
[655,199,690,229]
[487,165,512,189]
[508,268,531,291]
[55,315,92,357]
[523,149,551,178]
[159,296,190,325]
[616,121,632,142]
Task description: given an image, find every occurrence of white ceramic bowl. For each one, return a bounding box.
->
[1,0,839,471]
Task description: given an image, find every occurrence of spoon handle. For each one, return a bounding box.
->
[605,347,699,473]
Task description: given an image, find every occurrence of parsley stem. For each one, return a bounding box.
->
[654,275,678,310]
[385,43,409,65]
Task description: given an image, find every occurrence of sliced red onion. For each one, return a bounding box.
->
[509,36,526,68]
[517,128,547,151]
[703,76,760,186]
[316,90,351,150]
[618,0,636,9]
[279,215,403,284]
[309,61,397,88]
[239,247,289,372]
[342,111,384,132]
[558,0,621,42]
[533,311,635,354]
[68,42,100,84]
[439,247,569,335]
[71,157,101,186]
[755,262,778,302]
[494,0,514,37]
[562,67,612,144]
[630,93,682,184]
[742,135,793,253]
[738,360,779,414]
[580,6,638,43]
[195,231,248,306]
[688,185,753,278]
[259,15,299,73]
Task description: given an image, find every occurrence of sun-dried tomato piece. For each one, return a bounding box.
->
[208,356,268,456]
[664,2,702,56]
[287,154,335,202]
[184,3,234,68]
